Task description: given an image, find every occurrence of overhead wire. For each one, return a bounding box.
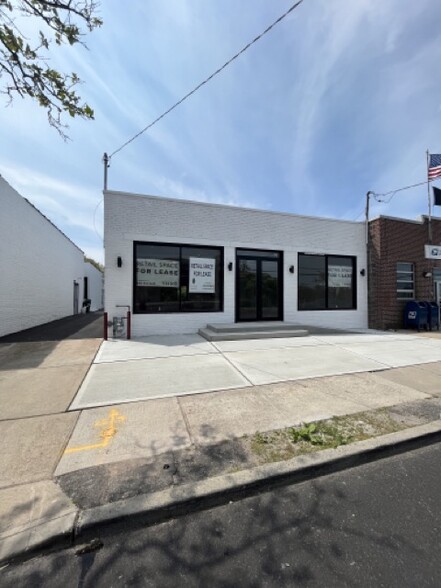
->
[109,0,305,160]
[371,179,431,203]
[351,177,434,220]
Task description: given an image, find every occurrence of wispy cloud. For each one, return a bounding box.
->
[1,0,441,262]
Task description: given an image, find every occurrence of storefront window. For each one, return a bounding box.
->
[298,255,326,310]
[134,242,223,313]
[298,254,356,310]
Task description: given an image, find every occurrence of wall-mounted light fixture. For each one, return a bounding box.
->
[228,262,233,271]
[360,269,366,276]
[423,271,432,278]
[289,265,295,274]
[117,256,122,268]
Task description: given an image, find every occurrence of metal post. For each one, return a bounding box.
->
[103,312,108,340]
[365,191,372,329]
[427,150,432,244]
[103,152,109,191]
[365,191,372,246]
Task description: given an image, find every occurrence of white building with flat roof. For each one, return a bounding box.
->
[0,175,103,337]
[104,190,368,337]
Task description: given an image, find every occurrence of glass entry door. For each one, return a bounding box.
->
[236,250,283,321]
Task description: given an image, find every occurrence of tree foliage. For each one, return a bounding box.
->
[0,1,102,137]
[85,256,104,272]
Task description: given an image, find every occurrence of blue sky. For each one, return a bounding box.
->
[1,0,441,264]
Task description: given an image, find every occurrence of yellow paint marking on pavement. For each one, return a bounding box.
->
[64,408,126,455]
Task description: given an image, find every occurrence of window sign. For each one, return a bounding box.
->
[137,259,180,288]
[328,264,352,288]
[189,257,216,293]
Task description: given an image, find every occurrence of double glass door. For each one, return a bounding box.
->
[236,249,283,321]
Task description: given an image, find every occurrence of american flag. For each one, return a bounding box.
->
[428,153,441,180]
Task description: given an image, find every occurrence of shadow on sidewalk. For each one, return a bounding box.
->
[0,312,103,343]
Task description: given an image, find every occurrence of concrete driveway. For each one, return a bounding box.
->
[69,331,441,409]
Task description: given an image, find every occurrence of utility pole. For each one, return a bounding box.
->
[365,191,373,328]
[103,152,109,191]
[365,191,372,246]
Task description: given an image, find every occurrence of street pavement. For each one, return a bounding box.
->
[1,315,441,564]
[3,442,441,587]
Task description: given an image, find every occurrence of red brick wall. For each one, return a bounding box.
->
[368,217,441,330]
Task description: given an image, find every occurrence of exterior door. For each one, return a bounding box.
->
[236,250,283,321]
[73,281,79,314]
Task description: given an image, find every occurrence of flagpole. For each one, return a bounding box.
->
[427,149,432,243]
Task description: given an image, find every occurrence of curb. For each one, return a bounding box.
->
[3,420,440,565]
[0,511,78,566]
[75,419,441,540]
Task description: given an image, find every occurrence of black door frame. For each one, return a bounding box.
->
[235,248,284,322]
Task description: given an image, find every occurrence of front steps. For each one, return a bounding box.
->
[198,322,309,342]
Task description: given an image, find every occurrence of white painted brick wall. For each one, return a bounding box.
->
[104,191,368,335]
[84,261,103,311]
[0,176,85,337]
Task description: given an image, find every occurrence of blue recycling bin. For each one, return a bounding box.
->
[421,301,440,331]
[404,301,429,331]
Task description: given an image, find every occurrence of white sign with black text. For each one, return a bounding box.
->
[189,257,216,293]
[424,245,441,259]
[328,264,352,288]
[137,258,180,288]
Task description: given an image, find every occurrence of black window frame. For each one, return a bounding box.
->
[235,247,284,322]
[297,253,357,311]
[133,241,224,314]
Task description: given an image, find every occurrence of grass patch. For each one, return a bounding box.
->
[248,409,407,465]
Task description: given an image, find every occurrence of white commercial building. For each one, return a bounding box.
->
[104,190,368,337]
[0,175,103,337]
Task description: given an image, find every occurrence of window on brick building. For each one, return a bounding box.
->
[396,262,414,299]
[133,242,223,313]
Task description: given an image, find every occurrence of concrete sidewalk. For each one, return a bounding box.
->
[71,330,441,408]
[1,323,441,564]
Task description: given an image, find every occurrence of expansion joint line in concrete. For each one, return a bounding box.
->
[176,396,195,446]
[210,343,254,387]
[317,338,392,371]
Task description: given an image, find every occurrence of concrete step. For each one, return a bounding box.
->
[198,327,309,342]
[206,321,303,334]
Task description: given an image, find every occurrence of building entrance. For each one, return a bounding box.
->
[236,249,283,322]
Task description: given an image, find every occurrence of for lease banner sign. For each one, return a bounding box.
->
[189,258,215,293]
[328,265,352,288]
[137,259,180,288]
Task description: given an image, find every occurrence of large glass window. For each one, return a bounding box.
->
[396,262,414,300]
[298,254,356,310]
[134,242,223,313]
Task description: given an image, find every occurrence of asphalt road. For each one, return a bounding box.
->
[3,442,441,587]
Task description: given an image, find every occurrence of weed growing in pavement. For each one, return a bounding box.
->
[248,409,407,465]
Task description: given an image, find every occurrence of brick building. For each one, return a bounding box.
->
[368,215,441,330]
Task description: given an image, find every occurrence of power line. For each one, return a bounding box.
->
[372,179,432,203]
[109,0,305,160]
